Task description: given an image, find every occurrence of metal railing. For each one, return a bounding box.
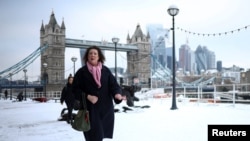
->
[142,83,250,105]
[0,91,61,102]
[18,91,62,101]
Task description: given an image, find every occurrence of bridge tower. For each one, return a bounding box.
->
[126,24,151,86]
[40,11,66,92]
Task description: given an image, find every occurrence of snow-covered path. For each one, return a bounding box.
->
[1,97,250,141]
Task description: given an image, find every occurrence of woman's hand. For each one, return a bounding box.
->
[115,94,126,100]
[87,95,98,104]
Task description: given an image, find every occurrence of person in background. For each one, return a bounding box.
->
[72,46,125,141]
[60,74,75,124]
[4,90,8,100]
[17,91,24,102]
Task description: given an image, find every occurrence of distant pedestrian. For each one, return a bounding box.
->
[4,90,8,100]
[17,92,24,102]
[60,74,75,124]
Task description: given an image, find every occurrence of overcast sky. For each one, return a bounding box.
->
[1,0,250,81]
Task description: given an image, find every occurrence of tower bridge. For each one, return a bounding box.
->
[0,11,153,92]
[0,11,214,93]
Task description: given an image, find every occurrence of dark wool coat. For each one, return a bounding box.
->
[72,65,122,141]
[60,83,75,107]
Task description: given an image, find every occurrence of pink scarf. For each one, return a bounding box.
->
[87,62,102,88]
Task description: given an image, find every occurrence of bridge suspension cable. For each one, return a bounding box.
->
[0,44,49,79]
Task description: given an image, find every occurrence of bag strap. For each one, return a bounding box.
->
[81,93,87,110]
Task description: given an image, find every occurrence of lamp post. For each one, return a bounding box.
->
[9,73,13,100]
[71,56,77,75]
[23,69,27,101]
[0,76,1,100]
[43,63,48,98]
[112,37,119,80]
[167,5,179,110]
[242,72,248,92]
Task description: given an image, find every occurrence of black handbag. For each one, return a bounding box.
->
[71,93,91,132]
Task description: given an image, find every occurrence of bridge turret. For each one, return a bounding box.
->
[126,33,130,44]
[60,18,66,34]
[146,31,150,42]
[40,21,45,36]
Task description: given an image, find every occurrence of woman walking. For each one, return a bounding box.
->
[72,46,125,141]
[60,74,75,124]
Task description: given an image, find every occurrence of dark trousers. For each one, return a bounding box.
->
[66,103,73,123]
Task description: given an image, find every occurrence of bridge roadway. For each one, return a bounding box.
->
[65,38,138,51]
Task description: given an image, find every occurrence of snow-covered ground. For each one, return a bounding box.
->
[1,90,250,141]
